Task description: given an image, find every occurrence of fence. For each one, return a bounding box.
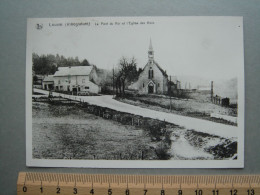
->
[212,95,230,107]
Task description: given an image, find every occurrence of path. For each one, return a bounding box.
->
[34,89,238,139]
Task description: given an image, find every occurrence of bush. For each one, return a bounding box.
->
[207,141,237,159]
[155,144,171,160]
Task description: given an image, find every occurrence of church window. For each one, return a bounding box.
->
[158,83,160,87]
[143,83,144,88]
[148,68,153,79]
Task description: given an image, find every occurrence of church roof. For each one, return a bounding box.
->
[147,61,168,77]
[142,61,168,77]
[54,66,93,76]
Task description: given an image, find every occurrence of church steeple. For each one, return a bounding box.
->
[148,38,154,63]
[149,38,153,51]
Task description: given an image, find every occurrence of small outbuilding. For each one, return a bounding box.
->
[42,75,54,90]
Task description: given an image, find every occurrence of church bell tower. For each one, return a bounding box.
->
[148,39,154,63]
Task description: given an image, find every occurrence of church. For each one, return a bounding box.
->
[129,40,168,94]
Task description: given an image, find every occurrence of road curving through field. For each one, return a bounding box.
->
[34,89,239,139]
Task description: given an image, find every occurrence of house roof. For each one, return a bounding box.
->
[43,75,54,82]
[35,75,45,79]
[54,66,93,77]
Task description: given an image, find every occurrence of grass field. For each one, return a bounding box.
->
[32,102,157,160]
[116,93,237,125]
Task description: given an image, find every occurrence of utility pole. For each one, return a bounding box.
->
[211,81,214,101]
[112,67,115,97]
[177,80,180,96]
[170,76,172,111]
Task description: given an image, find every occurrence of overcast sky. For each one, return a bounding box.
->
[28,17,244,83]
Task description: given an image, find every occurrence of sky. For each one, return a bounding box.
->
[28,17,244,84]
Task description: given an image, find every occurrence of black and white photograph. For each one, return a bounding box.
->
[26,17,244,168]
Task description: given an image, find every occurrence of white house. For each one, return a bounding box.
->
[53,66,101,95]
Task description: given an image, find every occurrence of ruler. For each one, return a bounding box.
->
[17,172,260,195]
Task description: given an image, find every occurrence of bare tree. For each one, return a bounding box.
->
[115,57,138,96]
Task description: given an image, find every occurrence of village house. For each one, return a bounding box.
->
[42,75,54,90]
[53,65,101,95]
[129,40,169,94]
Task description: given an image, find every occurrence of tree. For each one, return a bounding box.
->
[74,56,80,66]
[137,67,143,75]
[115,57,139,96]
[81,59,90,66]
[32,53,92,75]
[59,55,68,67]
[33,75,38,84]
[33,53,57,75]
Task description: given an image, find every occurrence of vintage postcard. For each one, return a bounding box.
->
[26,17,244,168]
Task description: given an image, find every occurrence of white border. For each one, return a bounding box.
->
[26,16,244,168]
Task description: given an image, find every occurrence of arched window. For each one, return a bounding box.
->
[148,67,153,79]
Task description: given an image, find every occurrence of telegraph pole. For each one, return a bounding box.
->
[211,81,214,102]
[112,67,115,97]
[169,76,172,111]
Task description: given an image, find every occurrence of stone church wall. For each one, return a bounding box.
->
[132,62,168,94]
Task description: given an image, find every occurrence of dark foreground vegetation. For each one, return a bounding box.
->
[185,130,237,159]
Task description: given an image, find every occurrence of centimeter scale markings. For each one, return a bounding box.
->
[17,172,260,195]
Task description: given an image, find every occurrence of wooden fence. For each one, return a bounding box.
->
[212,95,230,107]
